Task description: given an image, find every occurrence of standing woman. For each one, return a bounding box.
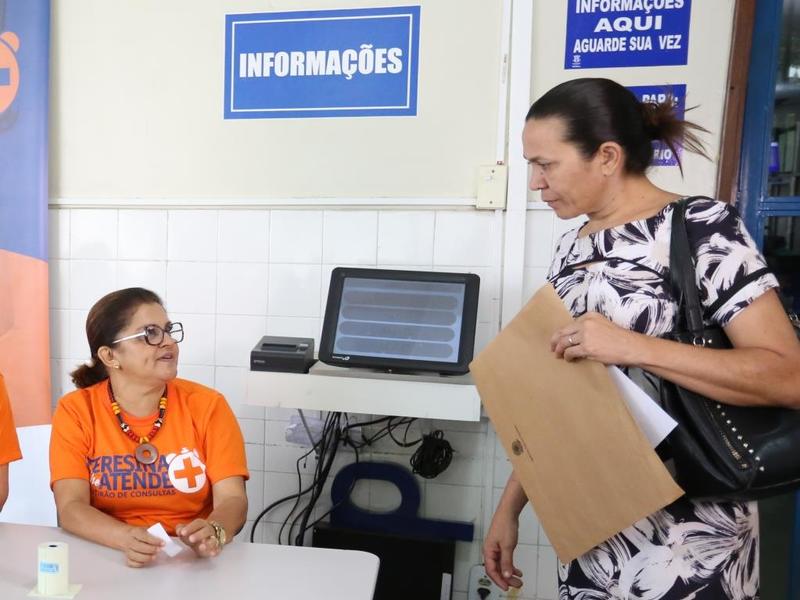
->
[50,288,249,567]
[483,78,800,598]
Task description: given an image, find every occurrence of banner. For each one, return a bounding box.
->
[565,0,691,70]
[0,0,51,426]
[224,6,421,119]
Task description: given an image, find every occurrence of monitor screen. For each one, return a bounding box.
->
[320,268,480,374]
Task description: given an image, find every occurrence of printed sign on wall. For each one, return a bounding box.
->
[224,6,420,119]
[628,84,687,167]
[565,0,691,69]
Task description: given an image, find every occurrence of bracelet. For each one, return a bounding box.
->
[209,520,227,548]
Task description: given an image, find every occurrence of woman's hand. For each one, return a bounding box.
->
[120,526,164,568]
[551,312,644,365]
[176,519,222,558]
[482,508,524,591]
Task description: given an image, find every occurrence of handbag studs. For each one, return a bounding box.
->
[715,403,750,460]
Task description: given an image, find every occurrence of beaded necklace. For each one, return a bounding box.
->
[108,381,167,465]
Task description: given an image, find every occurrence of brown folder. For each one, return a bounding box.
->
[470,284,683,563]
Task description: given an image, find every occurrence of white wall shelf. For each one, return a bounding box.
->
[245,362,481,422]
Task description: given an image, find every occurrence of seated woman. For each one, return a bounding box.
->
[0,372,22,510]
[50,288,248,567]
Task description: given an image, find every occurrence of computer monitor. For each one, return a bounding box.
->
[319,268,480,375]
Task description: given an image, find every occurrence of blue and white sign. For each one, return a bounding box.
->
[224,6,420,119]
[565,0,691,70]
[628,84,686,167]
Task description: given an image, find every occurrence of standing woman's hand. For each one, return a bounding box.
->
[551,312,645,365]
[482,508,524,591]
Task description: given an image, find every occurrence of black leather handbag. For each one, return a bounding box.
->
[654,198,800,501]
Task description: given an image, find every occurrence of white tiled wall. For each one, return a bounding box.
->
[48,205,565,600]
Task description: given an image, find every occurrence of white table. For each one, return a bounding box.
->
[0,523,379,600]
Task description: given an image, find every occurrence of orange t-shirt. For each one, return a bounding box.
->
[0,373,22,465]
[50,378,249,535]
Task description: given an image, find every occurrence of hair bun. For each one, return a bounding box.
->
[640,98,668,140]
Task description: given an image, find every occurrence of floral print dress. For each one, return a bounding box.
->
[547,198,778,600]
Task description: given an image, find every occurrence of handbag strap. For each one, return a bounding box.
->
[705,266,771,318]
[669,196,709,338]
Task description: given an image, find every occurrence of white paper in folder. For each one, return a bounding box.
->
[608,366,676,448]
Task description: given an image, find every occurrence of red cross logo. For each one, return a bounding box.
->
[167,449,207,494]
[174,457,204,488]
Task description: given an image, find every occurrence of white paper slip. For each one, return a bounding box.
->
[608,366,677,448]
[147,522,184,558]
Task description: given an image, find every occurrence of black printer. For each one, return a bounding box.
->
[250,336,316,373]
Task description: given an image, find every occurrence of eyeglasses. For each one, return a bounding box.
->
[112,322,184,346]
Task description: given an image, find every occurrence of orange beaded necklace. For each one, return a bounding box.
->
[107,381,167,465]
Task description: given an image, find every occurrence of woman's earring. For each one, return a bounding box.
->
[113,363,121,370]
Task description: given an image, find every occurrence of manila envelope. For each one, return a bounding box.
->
[470,284,683,563]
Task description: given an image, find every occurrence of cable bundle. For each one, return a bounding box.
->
[250,413,454,544]
[409,430,453,479]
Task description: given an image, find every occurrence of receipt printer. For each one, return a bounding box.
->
[250,336,316,373]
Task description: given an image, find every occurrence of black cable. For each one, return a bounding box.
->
[410,430,453,478]
[255,413,454,546]
[278,438,321,544]
[341,414,392,432]
[292,411,378,542]
[402,418,416,445]
[249,486,311,542]
[342,415,393,449]
[283,411,338,544]
[285,411,337,545]
[294,413,341,545]
[353,416,412,449]
[387,417,422,447]
[252,410,334,544]
[301,440,360,535]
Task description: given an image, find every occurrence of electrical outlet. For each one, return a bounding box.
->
[476,164,508,209]
[467,564,503,600]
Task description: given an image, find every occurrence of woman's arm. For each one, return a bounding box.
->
[175,476,247,557]
[482,472,528,590]
[208,475,247,536]
[553,290,800,408]
[53,478,164,567]
[636,290,799,407]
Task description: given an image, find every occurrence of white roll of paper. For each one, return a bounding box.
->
[37,542,69,596]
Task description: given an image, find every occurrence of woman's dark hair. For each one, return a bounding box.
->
[526,78,708,174]
[70,287,163,389]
